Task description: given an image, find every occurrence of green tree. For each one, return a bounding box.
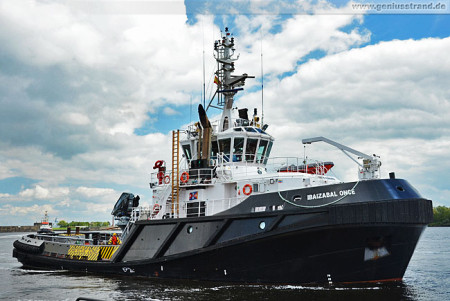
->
[57,220,69,228]
[69,221,89,227]
[54,220,111,228]
[88,221,111,227]
[430,206,450,226]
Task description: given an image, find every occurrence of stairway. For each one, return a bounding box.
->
[171,130,180,217]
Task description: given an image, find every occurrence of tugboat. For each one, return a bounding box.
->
[37,211,54,234]
[13,28,433,284]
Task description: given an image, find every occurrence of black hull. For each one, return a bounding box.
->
[13,197,432,284]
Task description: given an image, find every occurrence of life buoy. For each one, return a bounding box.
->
[164,175,170,184]
[180,172,189,183]
[243,184,252,196]
[152,204,160,215]
[154,160,164,169]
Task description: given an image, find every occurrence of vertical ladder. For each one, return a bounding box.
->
[171,130,180,217]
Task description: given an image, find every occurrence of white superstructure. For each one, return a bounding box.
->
[132,28,380,222]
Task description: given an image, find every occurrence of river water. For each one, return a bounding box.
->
[0,227,448,301]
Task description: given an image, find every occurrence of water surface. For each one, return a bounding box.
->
[1,227,448,301]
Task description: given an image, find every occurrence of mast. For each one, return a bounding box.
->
[213,27,254,132]
[260,36,264,126]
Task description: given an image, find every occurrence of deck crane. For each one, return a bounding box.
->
[302,136,381,180]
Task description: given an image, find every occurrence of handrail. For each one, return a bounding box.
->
[163,196,246,218]
[266,157,333,174]
[185,119,266,138]
[31,233,113,245]
[134,196,246,220]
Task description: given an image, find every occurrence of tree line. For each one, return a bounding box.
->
[56,220,110,228]
[430,206,450,227]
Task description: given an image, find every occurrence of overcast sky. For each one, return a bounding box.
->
[1,0,449,226]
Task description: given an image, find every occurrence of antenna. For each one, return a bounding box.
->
[202,19,206,108]
[189,95,192,124]
[260,32,264,126]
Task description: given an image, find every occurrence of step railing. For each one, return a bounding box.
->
[135,196,246,220]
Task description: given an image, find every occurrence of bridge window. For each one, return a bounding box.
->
[256,140,268,163]
[218,138,231,162]
[245,138,258,163]
[263,141,273,164]
[233,137,244,162]
[182,144,191,160]
[244,127,257,133]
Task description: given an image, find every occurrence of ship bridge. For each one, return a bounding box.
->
[181,118,274,169]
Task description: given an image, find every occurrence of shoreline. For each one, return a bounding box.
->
[0,225,119,233]
[0,225,39,233]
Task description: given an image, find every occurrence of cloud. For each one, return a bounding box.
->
[0,204,58,219]
[247,36,450,206]
[0,1,219,159]
[256,37,450,141]
[231,13,369,81]
[0,0,448,225]
[19,185,70,200]
[75,187,116,198]
[63,112,91,126]
[163,107,181,116]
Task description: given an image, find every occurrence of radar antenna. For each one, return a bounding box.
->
[207,27,254,132]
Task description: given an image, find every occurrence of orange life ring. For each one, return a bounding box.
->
[152,204,160,215]
[243,184,252,196]
[154,160,164,168]
[164,175,170,184]
[180,172,189,183]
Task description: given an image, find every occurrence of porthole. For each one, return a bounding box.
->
[396,186,405,192]
[187,226,193,234]
[259,221,266,230]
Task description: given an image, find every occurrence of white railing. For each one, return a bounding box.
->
[180,168,216,186]
[185,118,265,139]
[214,152,270,165]
[133,196,246,221]
[152,167,217,187]
[150,170,181,188]
[149,156,189,188]
[31,233,113,245]
[266,157,333,175]
[186,120,220,138]
[130,206,157,222]
[162,196,246,218]
[213,153,272,180]
[162,156,326,183]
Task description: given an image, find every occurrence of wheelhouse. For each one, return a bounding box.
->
[181,121,274,168]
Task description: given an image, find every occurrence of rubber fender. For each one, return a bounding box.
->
[13,240,44,255]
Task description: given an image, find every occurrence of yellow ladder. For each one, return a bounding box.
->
[171,130,180,217]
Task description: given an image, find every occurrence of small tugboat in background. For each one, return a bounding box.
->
[37,211,54,235]
[13,28,433,285]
